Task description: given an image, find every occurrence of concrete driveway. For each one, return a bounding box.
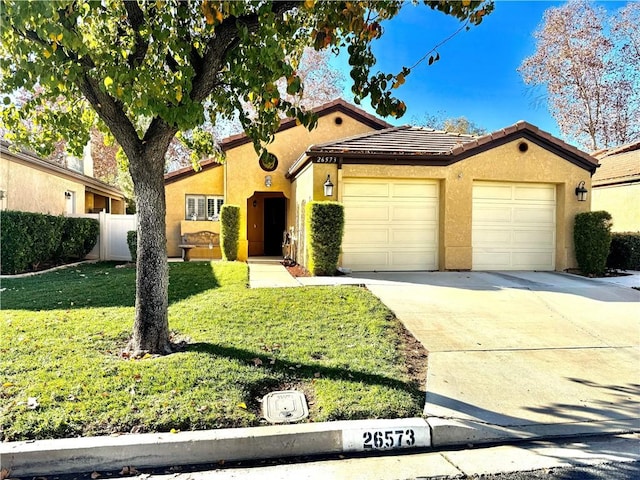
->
[355,271,640,442]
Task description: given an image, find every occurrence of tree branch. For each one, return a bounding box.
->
[123,1,149,68]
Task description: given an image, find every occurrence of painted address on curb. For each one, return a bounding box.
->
[342,418,431,452]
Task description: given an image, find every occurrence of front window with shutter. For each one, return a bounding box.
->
[185,195,224,220]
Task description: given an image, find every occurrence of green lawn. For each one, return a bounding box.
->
[0,262,424,441]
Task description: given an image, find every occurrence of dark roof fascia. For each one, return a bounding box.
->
[219,100,392,151]
[164,160,223,185]
[1,142,125,198]
[592,176,640,188]
[304,129,599,174]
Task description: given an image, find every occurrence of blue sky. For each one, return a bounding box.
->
[330,0,627,145]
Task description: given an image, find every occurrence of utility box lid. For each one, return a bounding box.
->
[262,390,309,423]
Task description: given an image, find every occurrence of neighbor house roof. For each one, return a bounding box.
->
[164,99,392,184]
[591,141,640,187]
[0,141,125,198]
[288,121,599,178]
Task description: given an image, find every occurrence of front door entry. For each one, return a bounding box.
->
[264,197,285,256]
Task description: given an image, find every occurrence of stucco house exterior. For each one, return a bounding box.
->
[0,141,126,215]
[164,99,598,272]
[591,141,640,233]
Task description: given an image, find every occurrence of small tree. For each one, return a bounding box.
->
[574,211,612,276]
[306,202,344,276]
[220,205,240,261]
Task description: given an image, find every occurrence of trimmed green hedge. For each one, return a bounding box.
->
[127,230,137,263]
[607,232,640,271]
[220,205,240,261]
[573,211,612,276]
[305,201,344,276]
[1,211,98,274]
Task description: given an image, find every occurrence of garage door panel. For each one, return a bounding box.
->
[343,181,389,198]
[343,229,388,245]
[473,228,512,245]
[513,230,555,247]
[391,227,438,245]
[391,203,438,221]
[513,207,555,224]
[343,178,439,271]
[474,206,512,223]
[473,184,513,200]
[392,182,439,198]
[514,185,555,201]
[473,182,556,271]
[512,251,555,269]
[344,204,390,221]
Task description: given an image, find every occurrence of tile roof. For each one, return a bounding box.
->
[592,141,640,186]
[292,121,599,177]
[308,125,476,156]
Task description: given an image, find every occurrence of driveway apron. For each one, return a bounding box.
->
[363,271,640,438]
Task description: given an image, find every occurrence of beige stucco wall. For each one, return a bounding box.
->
[0,154,86,214]
[591,183,640,232]
[331,139,592,271]
[165,163,224,258]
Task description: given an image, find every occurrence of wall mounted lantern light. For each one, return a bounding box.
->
[575,181,588,202]
[0,190,5,200]
[323,175,334,197]
[64,191,72,199]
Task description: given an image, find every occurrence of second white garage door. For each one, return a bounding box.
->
[472,182,556,270]
[342,178,438,271]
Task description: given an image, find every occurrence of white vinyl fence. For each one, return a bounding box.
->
[72,211,137,261]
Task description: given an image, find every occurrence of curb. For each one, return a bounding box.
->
[0,418,430,477]
[3,417,636,477]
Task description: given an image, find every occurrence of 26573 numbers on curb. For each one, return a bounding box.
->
[362,429,416,450]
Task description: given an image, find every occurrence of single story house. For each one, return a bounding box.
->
[164,99,598,272]
[591,141,640,232]
[0,141,126,215]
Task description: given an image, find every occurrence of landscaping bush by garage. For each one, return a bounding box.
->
[305,201,345,276]
[573,211,612,276]
[607,232,640,271]
[220,204,240,261]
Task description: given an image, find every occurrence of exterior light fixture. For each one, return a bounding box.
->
[0,190,5,200]
[265,175,272,187]
[323,175,334,197]
[64,191,72,199]
[575,181,588,202]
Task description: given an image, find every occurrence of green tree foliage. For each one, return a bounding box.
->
[220,204,240,261]
[413,112,487,135]
[574,211,612,276]
[1,0,492,354]
[607,232,640,271]
[305,201,345,276]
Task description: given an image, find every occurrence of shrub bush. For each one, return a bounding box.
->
[220,205,240,261]
[573,211,612,276]
[0,211,65,274]
[56,217,99,261]
[127,230,137,263]
[607,232,640,271]
[305,201,344,276]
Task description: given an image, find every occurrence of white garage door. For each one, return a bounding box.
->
[472,182,556,270]
[342,178,438,271]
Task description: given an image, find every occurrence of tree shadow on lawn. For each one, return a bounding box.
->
[1,262,222,311]
[187,342,425,417]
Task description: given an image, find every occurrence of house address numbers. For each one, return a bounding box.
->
[314,156,338,164]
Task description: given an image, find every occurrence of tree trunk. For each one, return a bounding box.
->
[127,151,172,356]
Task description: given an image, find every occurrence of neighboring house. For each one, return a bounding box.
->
[165,99,598,272]
[591,141,640,232]
[0,141,126,215]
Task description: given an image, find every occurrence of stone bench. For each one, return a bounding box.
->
[179,231,220,261]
